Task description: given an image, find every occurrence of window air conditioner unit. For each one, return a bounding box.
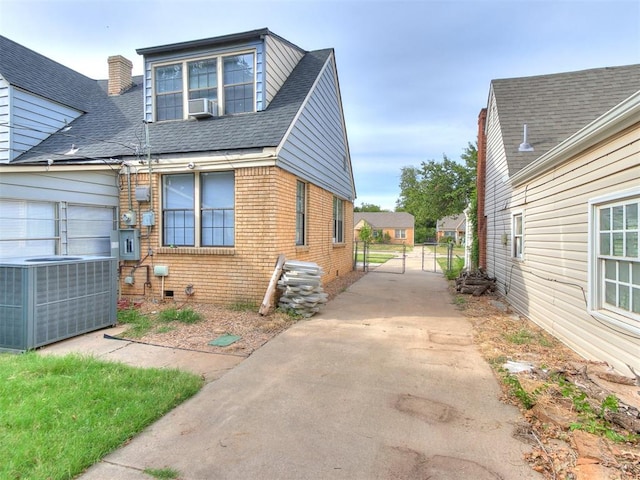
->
[188,98,218,118]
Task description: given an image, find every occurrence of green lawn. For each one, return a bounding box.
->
[355,252,395,263]
[0,353,203,480]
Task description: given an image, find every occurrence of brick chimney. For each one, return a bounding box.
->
[476,108,488,271]
[107,55,133,96]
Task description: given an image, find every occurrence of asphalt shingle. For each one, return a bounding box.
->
[4,33,332,165]
[491,64,640,176]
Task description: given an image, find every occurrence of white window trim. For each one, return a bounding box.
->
[151,49,257,121]
[511,210,524,260]
[161,172,235,248]
[587,186,640,336]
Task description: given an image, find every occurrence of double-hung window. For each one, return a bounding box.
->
[153,52,255,121]
[395,229,406,240]
[155,64,184,121]
[590,192,639,326]
[162,172,234,247]
[188,59,217,103]
[296,181,306,246]
[512,212,523,259]
[333,197,344,244]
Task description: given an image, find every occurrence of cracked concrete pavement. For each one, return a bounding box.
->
[47,251,541,479]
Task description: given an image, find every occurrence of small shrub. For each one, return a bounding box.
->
[158,308,202,324]
[118,308,153,337]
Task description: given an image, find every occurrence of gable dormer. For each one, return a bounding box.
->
[137,28,305,122]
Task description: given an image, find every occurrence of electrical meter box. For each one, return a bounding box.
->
[141,211,156,226]
[118,229,141,261]
[135,186,151,202]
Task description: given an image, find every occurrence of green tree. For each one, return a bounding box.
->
[358,222,373,243]
[354,203,387,212]
[396,143,477,243]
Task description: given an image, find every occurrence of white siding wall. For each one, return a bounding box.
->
[277,56,353,201]
[0,170,118,205]
[484,91,514,288]
[486,116,640,372]
[0,76,9,163]
[0,169,119,257]
[0,83,81,163]
[264,35,304,105]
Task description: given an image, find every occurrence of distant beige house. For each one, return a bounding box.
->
[436,214,466,244]
[354,212,414,245]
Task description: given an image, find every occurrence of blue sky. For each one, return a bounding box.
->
[2,0,639,210]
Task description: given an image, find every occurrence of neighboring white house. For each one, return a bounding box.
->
[0,36,121,257]
[479,64,640,374]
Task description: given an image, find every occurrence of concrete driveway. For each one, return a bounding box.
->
[61,252,540,479]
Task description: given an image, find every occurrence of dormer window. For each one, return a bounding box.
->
[153,52,255,121]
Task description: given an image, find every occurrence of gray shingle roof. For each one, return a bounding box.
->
[492,64,640,176]
[436,214,465,232]
[0,35,102,112]
[7,36,332,164]
[354,212,414,229]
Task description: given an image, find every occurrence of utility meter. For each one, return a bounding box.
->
[121,210,136,226]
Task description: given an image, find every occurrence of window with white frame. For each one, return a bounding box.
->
[162,172,235,247]
[512,212,523,259]
[153,52,255,121]
[592,194,639,322]
[395,229,406,239]
[296,181,306,246]
[333,197,344,243]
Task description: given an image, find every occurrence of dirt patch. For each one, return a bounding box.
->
[118,270,366,357]
[458,288,640,479]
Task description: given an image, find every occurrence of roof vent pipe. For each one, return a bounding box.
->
[518,124,534,152]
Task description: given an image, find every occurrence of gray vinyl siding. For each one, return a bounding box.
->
[0,169,119,257]
[277,56,353,201]
[142,40,265,122]
[0,82,81,163]
[264,35,304,105]
[487,120,640,372]
[0,170,119,205]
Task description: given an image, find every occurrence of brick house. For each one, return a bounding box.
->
[353,212,414,245]
[1,29,356,307]
[435,214,466,244]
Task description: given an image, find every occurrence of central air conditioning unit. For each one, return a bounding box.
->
[0,256,117,352]
[188,98,218,118]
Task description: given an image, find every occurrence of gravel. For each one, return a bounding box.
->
[121,270,366,357]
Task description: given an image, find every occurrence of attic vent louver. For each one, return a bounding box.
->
[188,99,218,118]
[518,124,534,152]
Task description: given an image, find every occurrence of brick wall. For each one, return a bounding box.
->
[118,166,354,306]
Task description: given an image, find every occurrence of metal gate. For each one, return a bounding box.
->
[353,242,406,274]
[420,242,453,274]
